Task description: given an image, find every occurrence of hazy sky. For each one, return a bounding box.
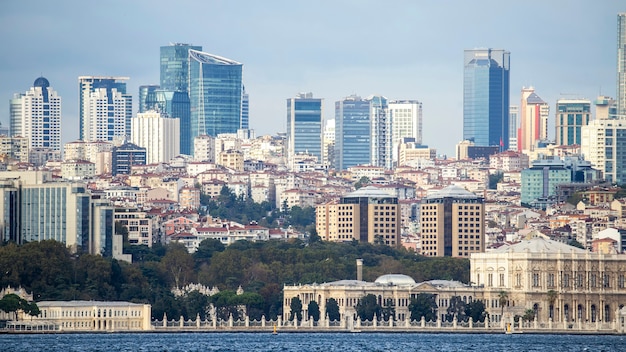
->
[0,1,624,156]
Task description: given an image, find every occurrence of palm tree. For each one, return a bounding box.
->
[498,291,509,318]
[546,290,557,321]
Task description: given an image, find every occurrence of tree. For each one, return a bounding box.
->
[289,296,302,321]
[326,298,340,322]
[354,176,371,190]
[193,238,225,264]
[522,308,536,322]
[546,290,557,320]
[498,291,509,318]
[465,300,487,322]
[307,301,320,322]
[568,239,585,249]
[489,172,503,190]
[445,296,467,322]
[355,294,380,321]
[0,294,23,321]
[408,293,437,321]
[160,243,194,289]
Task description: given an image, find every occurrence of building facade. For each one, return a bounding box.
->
[334,95,371,170]
[618,13,626,117]
[520,157,572,207]
[581,119,626,184]
[555,99,591,146]
[9,77,62,154]
[389,100,423,166]
[368,95,392,170]
[286,93,323,169]
[518,87,549,152]
[188,49,243,151]
[420,185,485,258]
[131,110,180,164]
[463,49,510,150]
[78,76,132,143]
[111,142,147,176]
[35,301,151,331]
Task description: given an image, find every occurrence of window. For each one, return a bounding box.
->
[532,273,540,287]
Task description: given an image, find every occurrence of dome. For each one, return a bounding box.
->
[33,76,50,88]
[374,274,416,286]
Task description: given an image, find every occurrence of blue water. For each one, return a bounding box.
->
[0,332,624,352]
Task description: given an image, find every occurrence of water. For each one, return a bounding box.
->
[0,332,624,352]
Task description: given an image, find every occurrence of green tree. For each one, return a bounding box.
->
[326,298,340,322]
[307,300,320,321]
[289,296,302,321]
[160,243,194,289]
[355,294,380,321]
[193,238,225,264]
[568,239,585,249]
[408,293,437,321]
[498,291,509,318]
[445,296,467,322]
[0,294,23,321]
[354,176,371,190]
[465,300,486,322]
[522,308,536,322]
[489,172,504,189]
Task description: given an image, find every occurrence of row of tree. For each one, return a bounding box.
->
[0,293,39,321]
[0,238,470,320]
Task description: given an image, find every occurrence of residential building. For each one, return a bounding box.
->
[581,119,626,184]
[286,93,322,169]
[509,105,518,152]
[420,185,485,258]
[455,140,499,160]
[316,186,400,246]
[0,136,28,163]
[188,49,243,152]
[9,77,62,157]
[595,96,618,120]
[463,48,510,150]
[323,119,335,167]
[367,95,392,169]
[518,87,549,152]
[389,100,422,165]
[618,13,626,117]
[78,76,132,143]
[334,95,371,170]
[555,99,591,146]
[111,142,146,176]
[61,160,96,180]
[131,110,180,164]
[398,139,436,166]
[114,208,152,247]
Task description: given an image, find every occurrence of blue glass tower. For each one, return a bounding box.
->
[335,95,371,170]
[138,85,159,113]
[463,49,510,150]
[189,49,243,145]
[160,43,202,91]
[287,93,323,165]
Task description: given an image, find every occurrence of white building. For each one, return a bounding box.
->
[389,100,422,165]
[79,76,131,143]
[61,159,96,180]
[131,110,180,164]
[34,301,151,331]
[194,134,215,162]
[581,119,626,184]
[9,77,62,152]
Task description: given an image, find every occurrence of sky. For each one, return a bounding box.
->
[0,1,624,157]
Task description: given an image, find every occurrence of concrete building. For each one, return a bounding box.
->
[111,142,146,176]
[581,119,626,184]
[0,135,28,163]
[617,13,626,117]
[518,87,549,152]
[79,76,132,143]
[420,185,485,258]
[398,139,436,166]
[131,110,180,164]
[34,301,151,331]
[286,92,323,169]
[520,157,573,208]
[316,186,400,246]
[555,99,591,146]
[61,160,96,180]
[389,100,422,165]
[114,208,152,247]
[367,95,392,169]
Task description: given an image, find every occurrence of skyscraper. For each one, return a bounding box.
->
[367,95,392,169]
[555,99,591,146]
[138,85,159,113]
[188,49,243,151]
[463,49,510,150]
[241,86,249,130]
[286,92,323,168]
[334,95,371,170]
[617,13,626,117]
[518,87,549,152]
[9,77,62,153]
[509,105,519,150]
[79,76,132,143]
[389,100,422,166]
[581,119,626,184]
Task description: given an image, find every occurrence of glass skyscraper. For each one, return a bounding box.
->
[160,43,202,92]
[335,95,371,170]
[287,92,323,167]
[188,49,243,145]
[463,49,510,150]
[138,85,159,113]
[617,13,626,118]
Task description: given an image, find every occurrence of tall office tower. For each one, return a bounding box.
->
[323,119,335,167]
[509,105,519,150]
[138,85,159,113]
[617,13,626,117]
[286,92,322,168]
[79,76,132,142]
[241,86,249,130]
[316,186,400,246]
[131,110,180,164]
[9,77,62,152]
[367,95,392,169]
[389,100,422,165]
[555,99,591,146]
[420,185,485,258]
[595,96,618,120]
[518,87,550,152]
[334,95,371,170]
[159,43,202,155]
[463,49,510,150]
[581,119,626,184]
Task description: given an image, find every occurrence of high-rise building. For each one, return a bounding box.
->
[241,86,249,130]
[160,43,202,92]
[334,95,371,170]
[316,186,400,247]
[595,96,618,120]
[463,48,510,150]
[188,49,243,149]
[518,87,550,152]
[131,110,180,164]
[367,95,392,169]
[581,119,626,184]
[323,119,335,167]
[389,100,422,165]
[138,85,159,113]
[555,99,591,146]
[509,105,519,150]
[79,76,132,143]
[617,13,626,117]
[9,77,62,152]
[420,185,485,258]
[286,92,323,168]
